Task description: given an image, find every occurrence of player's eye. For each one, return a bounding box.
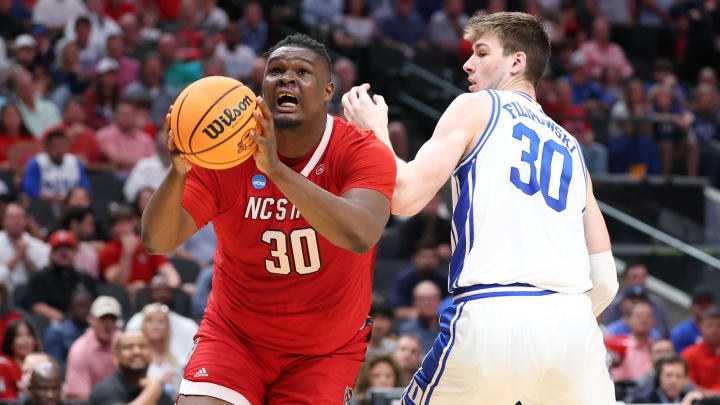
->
[299,69,309,75]
[269,68,281,75]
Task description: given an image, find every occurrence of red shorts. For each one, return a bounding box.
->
[179,315,372,405]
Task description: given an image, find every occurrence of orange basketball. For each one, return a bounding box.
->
[170,76,260,170]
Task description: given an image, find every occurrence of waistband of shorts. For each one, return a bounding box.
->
[452,283,557,303]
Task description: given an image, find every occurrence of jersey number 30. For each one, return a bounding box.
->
[509,123,573,212]
[262,228,321,275]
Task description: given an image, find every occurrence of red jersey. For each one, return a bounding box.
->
[182,115,396,355]
[0,355,20,400]
[682,341,720,391]
[99,239,169,284]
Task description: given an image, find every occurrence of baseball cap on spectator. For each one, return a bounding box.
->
[13,34,36,50]
[622,285,649,300]
[48,230,77,249]
[90,296,122,318]
[691,285,715,304]
[97,57,119,74]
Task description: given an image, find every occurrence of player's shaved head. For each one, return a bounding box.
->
[267,34,332,79]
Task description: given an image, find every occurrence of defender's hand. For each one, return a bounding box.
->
[342,83,390,143]
[163,107,192,175]
[250,96,283,176]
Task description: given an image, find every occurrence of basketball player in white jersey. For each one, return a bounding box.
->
[343,11,619,405]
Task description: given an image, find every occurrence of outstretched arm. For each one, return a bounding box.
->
[141,112,199,254]
[343,84,492,216]
[250,97,391,254]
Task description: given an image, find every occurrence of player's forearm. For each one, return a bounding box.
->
[266,164,388,254]
[141,170,196,254]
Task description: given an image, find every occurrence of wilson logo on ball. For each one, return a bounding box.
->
[202,95,254,139]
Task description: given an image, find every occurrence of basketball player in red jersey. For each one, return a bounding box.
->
[141,34,396,405]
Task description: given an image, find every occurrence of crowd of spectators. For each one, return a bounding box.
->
[0,0,715,404]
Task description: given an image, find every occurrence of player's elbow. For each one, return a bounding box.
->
[141,232,173,255]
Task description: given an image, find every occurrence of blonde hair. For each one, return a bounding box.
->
[463,11,550,87]
[140,303,176,366]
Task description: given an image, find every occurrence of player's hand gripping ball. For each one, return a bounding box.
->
[170,76,262,169]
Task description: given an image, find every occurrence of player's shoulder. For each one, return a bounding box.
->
[330,115,387,151]
[447,90,494,123]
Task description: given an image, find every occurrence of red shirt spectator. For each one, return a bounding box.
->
[682,307,720,392]
[0,319,42,401]
[104,0,134,21]
[0,355,20,400]
[99,239,169,285]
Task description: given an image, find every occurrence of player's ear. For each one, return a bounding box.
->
[509,51,527,77]
[325,81,335,102]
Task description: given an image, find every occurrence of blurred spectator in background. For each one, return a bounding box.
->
[124,131,170,204]
[214,23,255,81]
[99,205,179,295]
[22,230,96,323]
[691,84,720,185]
[63,295,121,402]
[157,33,201,94]
[611,300,656,382]
[672,286,716,354]
[11,34,36,72]
[42,98,103,170]
[633,338,678,395]
[31,0,86,31]
[426,0,467,52]
[63,0,120,51]
[329,57,357,115]
[61,207,99,277]
[353,354,401,405]
[366,295,396,357]
[0,202,49,290]
[66,16,103,75]
[198,0,228,34]
[647,59,687,110]
[380,0,426,57]
[564,51,613,114]
[398,281,441,354]
[42,287,91,366]
[332,0,376,50]
[14,70,61,139]
[137,303,182,397]
[649,84,697,176]
[89,331,172,405]
[96,100,156,176]
[0,319,41,401]
[19,352,53,398]
[50,41,92,106]
[631,355,700,404]
[391,241,446,319]
[106,33,139,91]
[578,18,633,80]
[682,306,720,395]
[604,263,670,337]
[392,334,422,386]
[126,275,197,366]
[22,130,91,203]
[139,7,162,44]
[83,57,120,129]
[173,222,215,271]
[585,0,634,27]
[20,359,73,405]
[677,0,720,82]
[301,0,343,29]
[0,103,38,177]
[607,290,662,339]
[119,13,151,60]
[125,54,175,128]
[396,195,451,259]
[0,283,21,347]
[239,1,267,55]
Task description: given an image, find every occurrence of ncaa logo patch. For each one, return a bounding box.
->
[251,174,267,190]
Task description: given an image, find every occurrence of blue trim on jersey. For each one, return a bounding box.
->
[448,90,501,292]
[455,289,556,304]
[453,283,557,303]
[453,282,536,295]
[455,90,500,170]
[513,91,534,103]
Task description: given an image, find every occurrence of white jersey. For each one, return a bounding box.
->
[449,90,591,294]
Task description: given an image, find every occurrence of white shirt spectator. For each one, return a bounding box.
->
[302,0,343,27]
[22,153,91,200]
[125,310,198,366]
[33,0,87,30]
[200,7,229,33]
[63,12,121,51]
[123,155,168,203]
[334,14,376,46]
[214,42,256,80]
[0,231,50,289]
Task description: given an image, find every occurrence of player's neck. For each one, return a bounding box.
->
[496,78,536,100]
[276,113,327,159]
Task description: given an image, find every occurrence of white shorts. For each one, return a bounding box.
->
[402,284,616,405]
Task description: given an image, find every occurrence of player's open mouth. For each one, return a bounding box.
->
[276,91,299,113]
